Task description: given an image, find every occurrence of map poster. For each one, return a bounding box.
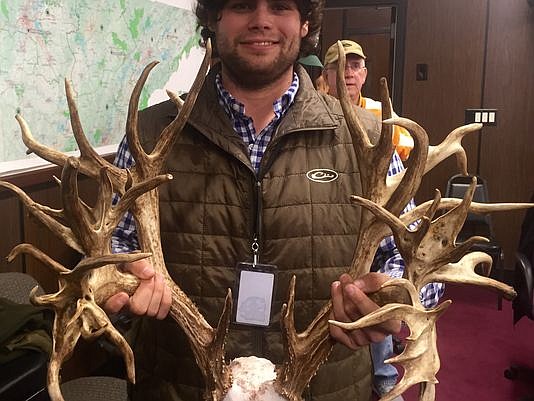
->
[0,0,204,174]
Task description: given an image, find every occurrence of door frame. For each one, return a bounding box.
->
[324,0,407,113]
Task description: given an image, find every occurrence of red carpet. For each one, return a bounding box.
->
[394,283,534,401]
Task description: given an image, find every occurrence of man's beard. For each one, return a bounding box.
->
[217,37,301,90]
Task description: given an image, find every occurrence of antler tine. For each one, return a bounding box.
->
[384,117,429,216]
[8,243,69,274]
[0,180,82,253]
[373,77,396,178]
[388,123,482,192]
[16,91,127,195]
[109,172,173,228]
[60,158,96,254]
[426,123,482,175]
[64,79,125,189]
[151,39,212,165]
[336,43,394,204]
[424,252,517,299]
[276,277,335,400]
[16,113,69,166]
[68,252,151,283]
[125,60,159,172]
[126,40,212,178]
[64,79,99,162]
[166,88,185,109]
[401,198,534,227]
[336,41,373,153]
[47,327,80,401]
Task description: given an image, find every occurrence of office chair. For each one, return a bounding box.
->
[503,252,534,401]
[511,251,534,324]
[445,174,505,309]
[0,272,49,401]
[0,272,128,401]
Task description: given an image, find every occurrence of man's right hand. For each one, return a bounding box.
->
[104,259,172,320]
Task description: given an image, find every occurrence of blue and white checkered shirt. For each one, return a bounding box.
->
[215,73,298,173]
[111,74,443,308]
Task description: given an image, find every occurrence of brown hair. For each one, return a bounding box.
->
[195,0,325,57]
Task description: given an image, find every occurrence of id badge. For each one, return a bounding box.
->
[234,262,276,327]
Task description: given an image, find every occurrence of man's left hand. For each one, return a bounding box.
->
[329,272,401,350]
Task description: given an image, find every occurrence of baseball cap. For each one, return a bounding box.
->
[323,40,366,66]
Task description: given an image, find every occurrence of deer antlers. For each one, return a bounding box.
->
[4,40,236,401]
[326,41,524,401]
[2,39,533,401]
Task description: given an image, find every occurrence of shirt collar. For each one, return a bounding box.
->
[215,72,299,122]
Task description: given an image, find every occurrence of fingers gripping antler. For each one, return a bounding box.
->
[275,42,526,401]
[277,42,431,399]
[112,40,235,399]
[7,243,151,401]
[329,279,452,401]
[6,39,235,401]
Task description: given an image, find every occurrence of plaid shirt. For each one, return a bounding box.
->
[215,73,298,173]
[111,74,443,308]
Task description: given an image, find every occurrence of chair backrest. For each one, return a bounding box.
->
[0,272,43,304]
[445,174,494,239]
[513,251,534,323]
[518,190,534,257]
[60,376,128,401]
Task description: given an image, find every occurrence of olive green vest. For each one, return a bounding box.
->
[128,65,380,401]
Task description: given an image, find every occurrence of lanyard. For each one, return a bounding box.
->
[252,179,262,268]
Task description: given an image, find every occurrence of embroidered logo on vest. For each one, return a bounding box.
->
[306,168,339,183]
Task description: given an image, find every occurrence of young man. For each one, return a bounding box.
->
[321,39,414,161]
[106,2,442,400]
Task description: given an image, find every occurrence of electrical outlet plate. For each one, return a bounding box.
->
[465,109,498,126]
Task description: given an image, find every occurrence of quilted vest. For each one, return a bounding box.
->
[128,65,381,401]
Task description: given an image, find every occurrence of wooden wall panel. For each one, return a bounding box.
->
[22,182,80,293]
[480,0,534,267]
[345,7,393,101]
[0,192,22,273]
[321,9,345,58]
[403,0,534,269]
[403,0,487,203]
[21,176,99,293]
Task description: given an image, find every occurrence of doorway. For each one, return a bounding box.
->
[320,0,407,113]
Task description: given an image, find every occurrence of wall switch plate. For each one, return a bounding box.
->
[465,109,498,126]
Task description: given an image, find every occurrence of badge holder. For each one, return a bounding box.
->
[234,239,277,327]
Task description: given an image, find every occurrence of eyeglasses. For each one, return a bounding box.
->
[326,62,366,71]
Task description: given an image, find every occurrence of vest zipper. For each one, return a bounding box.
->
[254,179,265,357]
